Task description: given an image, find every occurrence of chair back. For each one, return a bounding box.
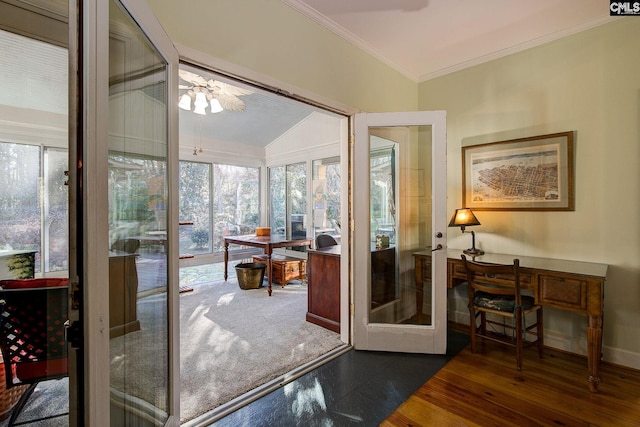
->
[0,279,69,388]
[111,238,140,254]
[461,255,523,304]
[316,234,338,248]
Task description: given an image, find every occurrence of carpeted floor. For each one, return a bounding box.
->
[6,275,343,426]
[178,280,344,423]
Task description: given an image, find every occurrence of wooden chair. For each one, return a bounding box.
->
[0,278,69,426]
[111,238,140,254]
[461,255,543,370]
[315,234,338,248]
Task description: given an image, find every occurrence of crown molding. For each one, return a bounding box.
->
[281,0,419,82]
[283,1,621,84]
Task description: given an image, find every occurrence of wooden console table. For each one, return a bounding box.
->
[413,249,608,392]
[224,235,312,296]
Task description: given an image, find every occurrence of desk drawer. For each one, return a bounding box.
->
[540,274,586,311]
[450,262,532,287]
[418,256,431,282]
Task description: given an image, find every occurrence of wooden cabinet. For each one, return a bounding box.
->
[306,246,340,333]
[371,246,396,308]
[109,252,140,338]
[252,254,306,286]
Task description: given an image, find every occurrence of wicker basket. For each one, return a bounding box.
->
[0,356,28,421]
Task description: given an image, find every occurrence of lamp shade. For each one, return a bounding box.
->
[210,98,223,113]
[193,92,207,115]
[448,208,481,228]
[178,94,191,110]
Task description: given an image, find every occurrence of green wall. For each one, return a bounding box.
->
[145,0,417,112]
[146,0,638,366]
[420,18,639,363]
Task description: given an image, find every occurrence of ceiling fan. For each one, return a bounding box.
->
[178,69,253,115]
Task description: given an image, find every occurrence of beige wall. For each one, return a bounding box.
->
[420,19,639,366]
[145,0,418,113]
[146,0,639,368]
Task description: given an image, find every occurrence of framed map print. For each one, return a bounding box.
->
[462,131,574,211]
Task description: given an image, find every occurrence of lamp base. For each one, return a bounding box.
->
[463,248,484,256]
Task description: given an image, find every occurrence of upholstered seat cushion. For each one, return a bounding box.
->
[474,291,536,312]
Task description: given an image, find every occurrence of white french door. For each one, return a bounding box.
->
[71,0,179,425]
[352,111,447,353]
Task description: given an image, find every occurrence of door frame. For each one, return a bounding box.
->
[76,0,180,425]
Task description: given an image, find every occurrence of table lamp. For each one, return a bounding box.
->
[448,208,484,255]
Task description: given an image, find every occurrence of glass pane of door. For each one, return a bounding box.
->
[108,1,170,424]
[369,127,432,323]
[353,111,447,354]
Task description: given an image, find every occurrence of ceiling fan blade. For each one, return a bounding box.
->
[217,93,246,112]
[179,69,208,86]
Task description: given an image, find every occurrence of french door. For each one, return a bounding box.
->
[352,111,447,353]
[70,0,179,425]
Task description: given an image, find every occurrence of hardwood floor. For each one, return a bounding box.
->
[382,340,640,426]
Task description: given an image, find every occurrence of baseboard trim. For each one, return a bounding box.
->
[448,310,640,371]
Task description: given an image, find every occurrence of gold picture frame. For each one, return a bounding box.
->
[462,131,574,211]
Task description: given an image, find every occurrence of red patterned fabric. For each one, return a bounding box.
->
[0,285,69,388]
[0,278,68,289]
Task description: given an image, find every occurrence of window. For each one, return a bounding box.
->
[179,160,211,255]
[269,162,307,239]
[0,142,68,273]
[212,163,260,251]
[108,152,166,246]
[312,156,341,240]
[370,145,396,244]
[179,160,260,257]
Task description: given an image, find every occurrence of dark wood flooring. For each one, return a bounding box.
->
[214,326,640,427]
[212,330,470,426]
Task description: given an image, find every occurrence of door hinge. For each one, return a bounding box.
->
[350,303,354,316]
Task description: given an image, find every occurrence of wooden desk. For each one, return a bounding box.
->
[224,235,312,296]
[413,249,608,392]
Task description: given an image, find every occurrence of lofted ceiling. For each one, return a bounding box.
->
[4,0,618,149]
[186,1,616,147]
[284,0,616,82]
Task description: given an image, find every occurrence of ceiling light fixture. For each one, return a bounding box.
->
[178,69,253,115]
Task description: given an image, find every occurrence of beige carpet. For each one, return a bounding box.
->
[109,278,344,423]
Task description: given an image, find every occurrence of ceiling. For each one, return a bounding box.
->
[179,64,323,148]
[285,0,616,82]
[186,1,615,148]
